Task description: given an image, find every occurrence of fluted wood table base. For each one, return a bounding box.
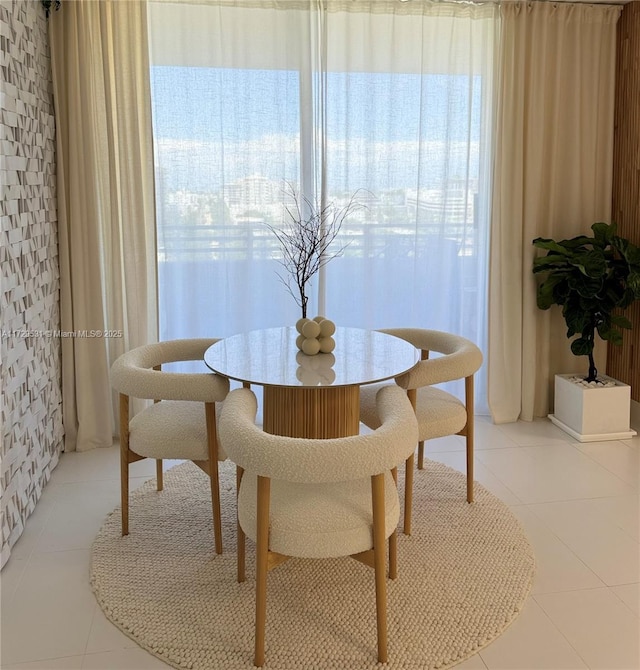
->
[263,385,360,438]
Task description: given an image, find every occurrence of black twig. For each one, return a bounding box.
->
[266,183,367,318]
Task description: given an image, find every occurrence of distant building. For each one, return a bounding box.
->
[223,175,281,208]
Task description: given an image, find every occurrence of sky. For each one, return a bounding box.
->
[150,66,483,193]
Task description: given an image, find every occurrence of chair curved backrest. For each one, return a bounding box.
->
[219,384,418,666]
[378,328,483,390]
[219,384,418,483]
[360,328,483,529]
[110,338,229,402]
[110,338,229,554]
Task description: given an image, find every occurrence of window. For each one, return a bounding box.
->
[148,0,497,411]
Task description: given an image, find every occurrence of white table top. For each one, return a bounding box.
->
[204,326,419,388]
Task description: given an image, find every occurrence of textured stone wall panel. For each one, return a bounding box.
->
[0,0,62,569]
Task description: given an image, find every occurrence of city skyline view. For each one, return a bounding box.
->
[151,66,484,194]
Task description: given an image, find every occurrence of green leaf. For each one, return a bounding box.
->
[567,273,603,298]
[537,284,553,310]
[599,328,623,346]
[554,280,570,302]
[532,256,570,272]
[612,236,640,268]
[619,288,636,309]
[537,275,565,309]
[532,238,571,255]
[610,314,632,329]
[560,236,592,250]
[627,271,640,298]
[569,250,607,278]
[591,222,614,246]
[604,282,625,306]
[564,303,589,336]
[571,337,593,356]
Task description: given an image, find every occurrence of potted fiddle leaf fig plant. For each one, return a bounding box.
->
[532,222,640,441]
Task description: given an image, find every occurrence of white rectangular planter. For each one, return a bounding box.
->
[549,374,637,442]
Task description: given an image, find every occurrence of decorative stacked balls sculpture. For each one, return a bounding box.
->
[295,316,336,355]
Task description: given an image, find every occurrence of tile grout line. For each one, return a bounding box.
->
[608,584,640,619]
[531,592,593,670]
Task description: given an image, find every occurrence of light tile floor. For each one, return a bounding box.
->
[1,418,638,670]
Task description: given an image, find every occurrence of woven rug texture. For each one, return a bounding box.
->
[91,458,534,669]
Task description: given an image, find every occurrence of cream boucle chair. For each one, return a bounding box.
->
[360,328,483,534]
[110,339,230,554]
[219,385,418,667]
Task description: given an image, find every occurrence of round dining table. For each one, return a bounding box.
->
[204,326,419,439]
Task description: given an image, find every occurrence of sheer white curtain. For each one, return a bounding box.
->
[148,1,316,341]
[488,1,621,423]
[148,0,497,410]
[321,3,497,414]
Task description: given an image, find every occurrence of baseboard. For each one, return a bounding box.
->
[631,399,640,433]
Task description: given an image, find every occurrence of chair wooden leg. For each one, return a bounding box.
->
[156,459,163,491]
[403,452,414,536]
[405,389,417,536]
[237,466,245,583]
[465,375,475,504]
[417,441,425,470]
[255,476,271,667]
[119,394,130,536]
[205,402,223,554]
[389,467,397,579]
[466,432,474,503]
[388,530,397,581]
[210,460,222,555]
[371,473,388,664]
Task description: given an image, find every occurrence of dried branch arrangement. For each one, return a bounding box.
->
[267,184,366,319]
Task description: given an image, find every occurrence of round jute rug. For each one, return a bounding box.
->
[91,459,534,670]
